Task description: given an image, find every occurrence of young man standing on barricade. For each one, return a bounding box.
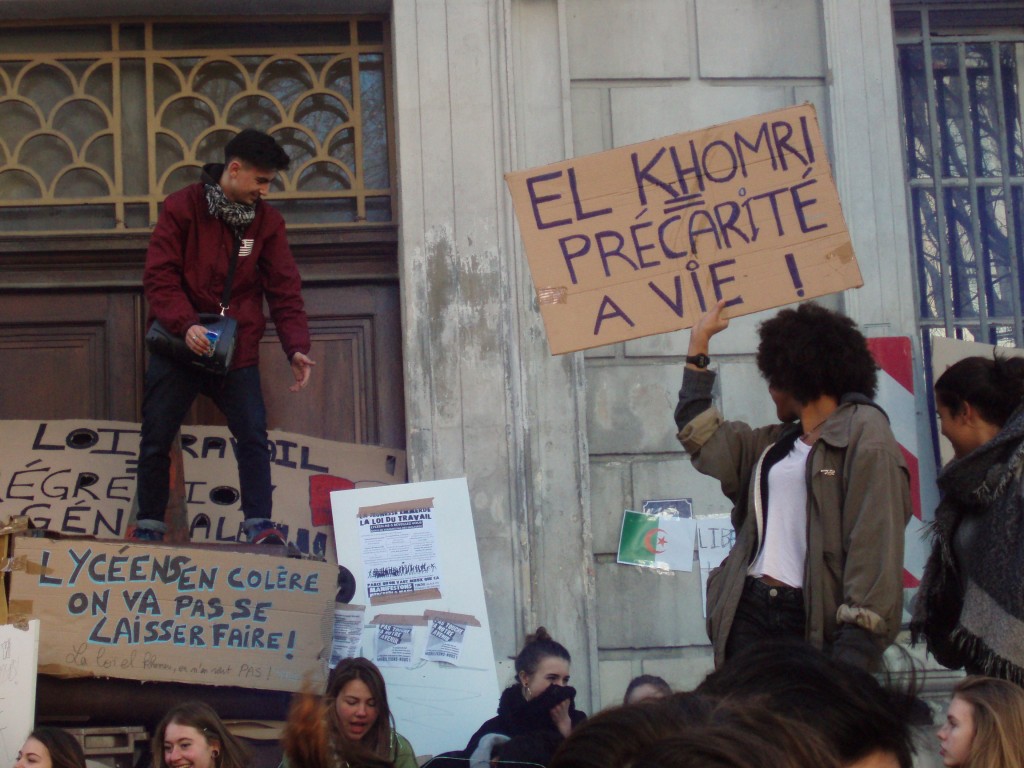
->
[131,129,315,545]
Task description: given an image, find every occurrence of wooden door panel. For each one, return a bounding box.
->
[0,292,142,420]
[259,319,369,443]
[0,281,403,452]
[191,281,405,450]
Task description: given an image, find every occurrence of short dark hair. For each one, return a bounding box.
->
[224,129,290,171]
[623,674,672,705]
[934,354,1024,428]
[550,692,715,768]
[756,302,877,402]
[28,728,86,768]
[632,705,841,768]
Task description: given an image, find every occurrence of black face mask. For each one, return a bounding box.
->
[514,684,578,732]
[529,683,576,709]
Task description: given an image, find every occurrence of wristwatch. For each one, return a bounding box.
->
[686,353,711,369]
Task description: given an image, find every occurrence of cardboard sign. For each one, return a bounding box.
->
[7,537,336,692]
[505,103,862,354]
[0,420,405,558]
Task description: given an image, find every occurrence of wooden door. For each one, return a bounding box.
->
[0,291,144,421]
[0,281,405,453]
[191,281,405,450]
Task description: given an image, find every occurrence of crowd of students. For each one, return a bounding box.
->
[17,635,1024,768]
[18,304,1024,766]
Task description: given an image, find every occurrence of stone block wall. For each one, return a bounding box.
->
[563,0,834,708]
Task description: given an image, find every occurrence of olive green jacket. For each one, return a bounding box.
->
[677,370,912,670]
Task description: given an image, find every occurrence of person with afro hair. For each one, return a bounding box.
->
[674,299,911,672]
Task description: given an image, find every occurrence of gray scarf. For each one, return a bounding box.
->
[912,402,1024,682]
[202,163,255,237]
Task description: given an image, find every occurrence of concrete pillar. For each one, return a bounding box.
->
[822,0,917,337]
[392,0,598,708]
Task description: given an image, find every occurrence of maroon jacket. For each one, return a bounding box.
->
[143,174,310,370]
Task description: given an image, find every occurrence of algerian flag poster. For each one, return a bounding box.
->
[617,510,696,572]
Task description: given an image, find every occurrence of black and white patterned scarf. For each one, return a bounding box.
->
[202,164,255,237]
[912,402,1024,683]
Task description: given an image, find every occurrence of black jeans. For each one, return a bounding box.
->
[136,352,271,524]
[724,576,806,661]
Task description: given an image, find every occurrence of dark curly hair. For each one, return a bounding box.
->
[755,302,877,403]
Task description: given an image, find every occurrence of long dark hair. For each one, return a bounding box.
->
[152,701,249,768]
[550,695,839,768]
[325,657,397,760]
[27,728,86,768]
[284,658,397,768]
[697,640,917,768]
[935,354,1024,428]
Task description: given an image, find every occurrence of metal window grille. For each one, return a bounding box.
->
[0,17,394,235]
[895,3,1024,356]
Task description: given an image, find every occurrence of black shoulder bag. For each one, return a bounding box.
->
[144,238,241,376]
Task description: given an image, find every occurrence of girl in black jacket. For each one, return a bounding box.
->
[460,627,587,764]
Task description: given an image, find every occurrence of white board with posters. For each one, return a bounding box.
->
[330,478,500,758]
[0,619,40,768]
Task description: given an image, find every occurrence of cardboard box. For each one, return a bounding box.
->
[1,516,31,624]
[8,536,336,693]
[505,103,863,354]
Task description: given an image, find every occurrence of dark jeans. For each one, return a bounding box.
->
[136,352,271,523]
[724,576,806,661]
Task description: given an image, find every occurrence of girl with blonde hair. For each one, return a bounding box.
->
[937,676,1024,768]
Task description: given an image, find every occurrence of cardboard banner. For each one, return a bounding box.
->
[0,420,405,558]
[505,103,862,354]
[8,537,336,692]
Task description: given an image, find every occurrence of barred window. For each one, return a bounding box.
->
[895,4,1024,354]
[0,18,393,235]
